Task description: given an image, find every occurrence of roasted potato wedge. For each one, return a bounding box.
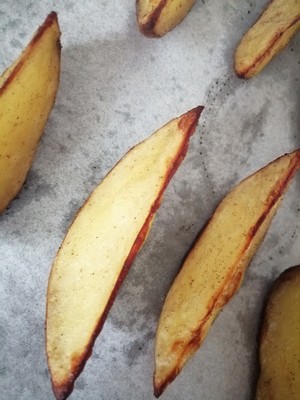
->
[235,0,300,78]
[46,107,203,400]
[256,265,300,400]
[154,150,300,397]
[137,0,196,37]
[0,12,61,213]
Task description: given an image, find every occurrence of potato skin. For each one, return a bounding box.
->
[257,266,300,400]
[137,0,196,38]
[235,0,300,78]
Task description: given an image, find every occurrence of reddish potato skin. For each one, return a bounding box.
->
[47,106,204,400]
[236,14,300,79]
[234,0,300,79]
[0,12,61,95]
[137,0,167,38]
[137,0,196,38]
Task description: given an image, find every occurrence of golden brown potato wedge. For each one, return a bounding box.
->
[235,0,300,78]
[256,265,300,400]
[154,149,300,397]
[137,0,196,37]
[46,106,203,400]
[0,12,61,213]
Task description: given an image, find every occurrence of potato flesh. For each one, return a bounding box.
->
[137,0,161,19]
[155,0,196,36]
[137,0,196,37]
[235,0,300,78]
[154,150,300,395]
[257,267,300,400]
[0,13,60,212]
[46,109,201,391]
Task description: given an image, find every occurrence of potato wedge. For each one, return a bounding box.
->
[256,266,300,400]
[46,106,203,400]
[235,0,300,78]
[0,12,61,213]
[137,0,196,37]
[154,149,300,397]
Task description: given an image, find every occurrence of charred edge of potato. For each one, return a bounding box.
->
[0,12,61,95]
[48,106,204,400]
[137,0,167,38]
[235,14,300,79]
